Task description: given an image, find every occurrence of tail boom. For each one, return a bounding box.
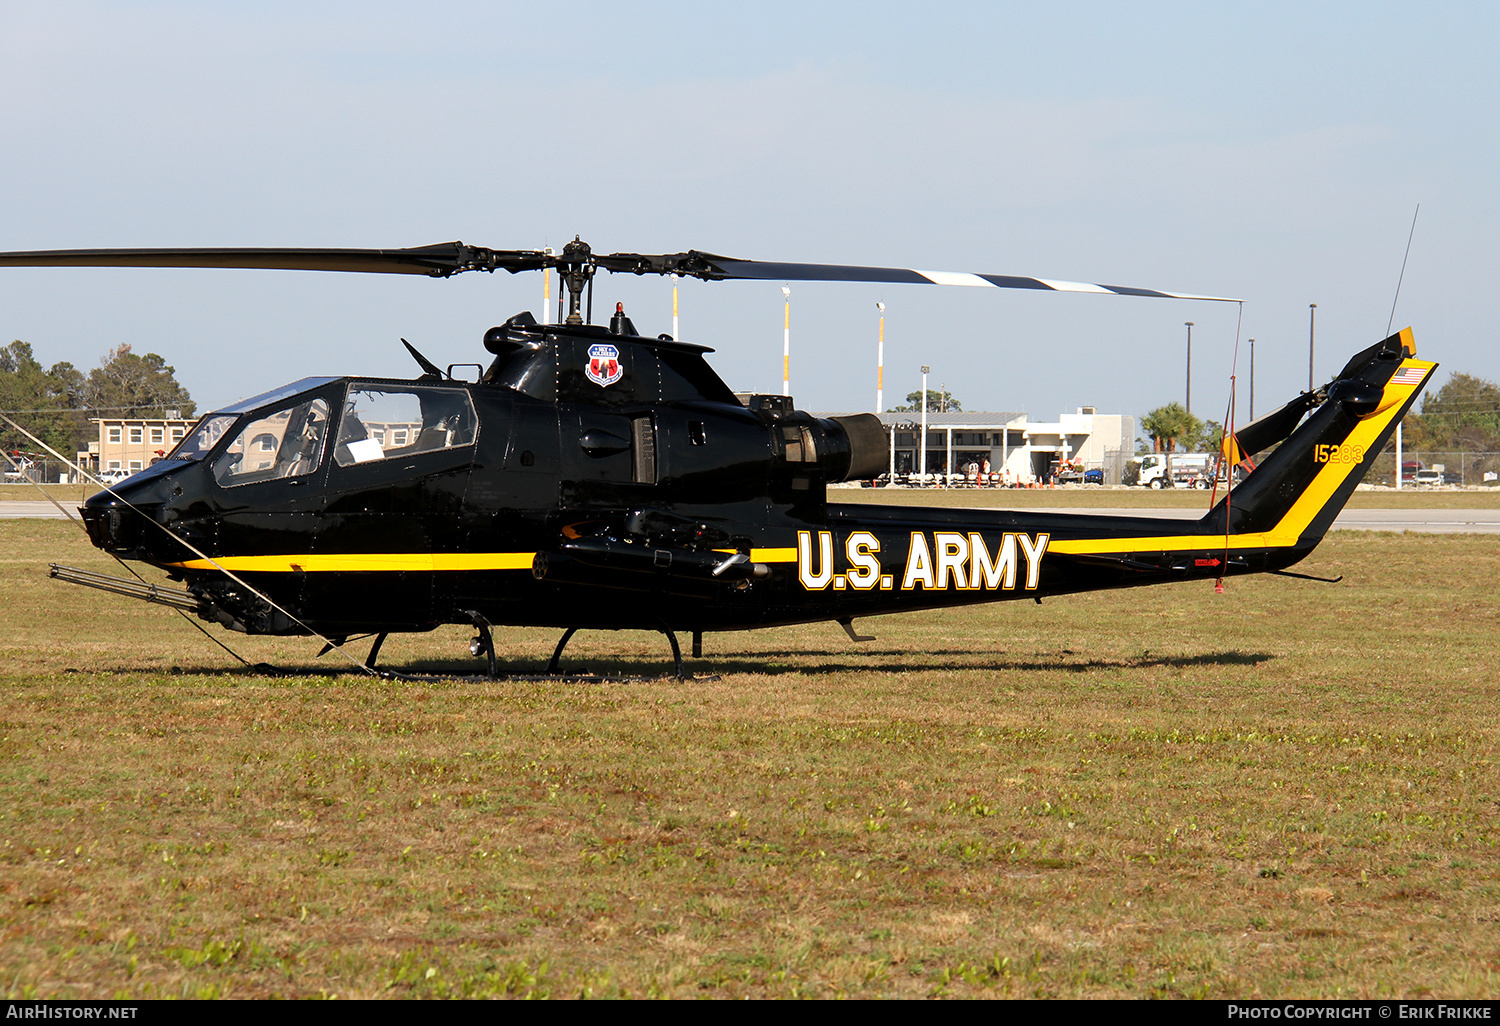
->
[1047,327,1434,570]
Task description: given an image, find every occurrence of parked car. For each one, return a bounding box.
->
[1082,468,1104,485]
[96,468,133,486]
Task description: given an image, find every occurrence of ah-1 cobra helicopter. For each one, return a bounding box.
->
[0,239,1435,676]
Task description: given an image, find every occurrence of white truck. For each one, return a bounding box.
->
[1132,452,1217,489]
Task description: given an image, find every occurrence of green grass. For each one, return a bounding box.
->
[1,520,1497,999]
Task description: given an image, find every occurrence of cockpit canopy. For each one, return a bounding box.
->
[166,377,480,487]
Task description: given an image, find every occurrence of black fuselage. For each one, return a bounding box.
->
[80,323,1432,639]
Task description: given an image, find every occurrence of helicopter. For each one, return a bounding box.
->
[0,239,1435,676]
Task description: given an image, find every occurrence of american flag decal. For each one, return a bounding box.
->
[1391,367,1428,386]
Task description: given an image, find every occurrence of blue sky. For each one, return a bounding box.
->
[2,1,1495,424]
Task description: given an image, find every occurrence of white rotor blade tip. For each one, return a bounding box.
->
[915,269,992,287]
[1035,278,1113,294]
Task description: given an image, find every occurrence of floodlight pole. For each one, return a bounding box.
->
[920,365,930,483]
[875,301,885,413]
[781,286,791,397]
[1185,321,1194,416]
[1248,338,1255,421]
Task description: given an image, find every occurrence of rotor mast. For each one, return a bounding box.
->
[557,237,595,325]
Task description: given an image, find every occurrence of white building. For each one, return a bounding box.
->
[861,409,1136,484]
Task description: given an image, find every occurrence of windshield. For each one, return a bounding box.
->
[165,414,237,460]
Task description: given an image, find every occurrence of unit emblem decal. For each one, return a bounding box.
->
[586,344,623,387]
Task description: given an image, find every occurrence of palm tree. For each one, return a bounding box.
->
[1140,403,1202,476]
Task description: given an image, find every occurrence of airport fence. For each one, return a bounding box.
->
[1,459,85,485]
[1367,450,1500,486]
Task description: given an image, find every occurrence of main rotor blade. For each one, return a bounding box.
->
[0,239,1239,302]
[650,252,1240,302]
[0,243,546,277]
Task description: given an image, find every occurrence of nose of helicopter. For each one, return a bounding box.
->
[79,461,183,557]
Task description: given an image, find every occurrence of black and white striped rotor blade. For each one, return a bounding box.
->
[688,254,1239,302]
[0,243,545,277]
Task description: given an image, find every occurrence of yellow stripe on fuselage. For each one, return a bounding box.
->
[170,549,799,575]
[167,552,536,573]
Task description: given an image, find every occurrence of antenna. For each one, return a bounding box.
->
[1387,204,1420,336]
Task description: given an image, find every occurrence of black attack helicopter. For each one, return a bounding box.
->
[0,239,1435,675]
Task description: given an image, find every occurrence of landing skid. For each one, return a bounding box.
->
[548,626,689,680]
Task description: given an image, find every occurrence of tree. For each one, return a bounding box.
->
[890,388,961,413]
[2,341,196,461]
[0,341,88,457]
[84,345,196,420]
[1139,402,1201,454]
[1410,372,1500,450]
[1183,418,1225,453]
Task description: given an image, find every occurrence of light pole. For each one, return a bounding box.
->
[920,365,930,483]
[875,302,885,413]
[1184,321,1194,415]
[1248,338,1255,421]
[781,286,791,397]
[1308,303,1317,391]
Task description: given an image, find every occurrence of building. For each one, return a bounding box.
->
[844,409,1136,484]
[80,414,192,475]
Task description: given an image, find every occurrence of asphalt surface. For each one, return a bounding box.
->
[3,500,1498,533]
[1,500,81,520]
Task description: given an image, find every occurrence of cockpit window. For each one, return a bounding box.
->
[166,414,237,461]
[213,397,331,487]
[334,386,477,467]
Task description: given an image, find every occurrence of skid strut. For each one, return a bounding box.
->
[463,611,498,677]
[549,627,687,679]
[366,632,388,670]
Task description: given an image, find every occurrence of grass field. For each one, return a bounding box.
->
[2,519,1497,999]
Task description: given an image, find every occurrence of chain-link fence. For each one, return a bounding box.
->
[1102,448,1133,486]
[1,459,87,484]
[1366,450,1499,486]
